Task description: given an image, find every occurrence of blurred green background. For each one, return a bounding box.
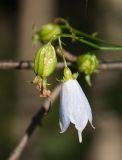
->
[0,0,122,160]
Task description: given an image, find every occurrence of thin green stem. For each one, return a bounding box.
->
[61,34,122,51]
[59,18,122,49]
[72,28,117,46]
[58,37,67,67]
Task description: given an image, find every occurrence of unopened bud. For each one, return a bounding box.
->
[36,23,62,42]
[77,53,99,75]
[34,43,57,77]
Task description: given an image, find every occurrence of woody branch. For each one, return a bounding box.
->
[0,60,121,70]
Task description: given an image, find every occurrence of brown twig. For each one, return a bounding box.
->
[0,60,122,70]
[0,60,34,69]
[0,61,70,70]
[8,85,61,160]
[56,47,77,62]
[98,60,122,70]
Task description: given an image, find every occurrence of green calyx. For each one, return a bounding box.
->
[63,67,78,81]
[37,23,62,42]
[34,43,57,78]
[77,53,99,75]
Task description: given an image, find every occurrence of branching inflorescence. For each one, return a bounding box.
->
[8,18,122,160]
[32,18,122,141]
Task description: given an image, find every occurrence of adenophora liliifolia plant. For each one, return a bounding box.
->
[32,18,122,142]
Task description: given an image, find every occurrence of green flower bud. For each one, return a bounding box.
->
[34,43,57,77]
[63,67,73,80]
[77,53,99,75]
[37,23,62,42]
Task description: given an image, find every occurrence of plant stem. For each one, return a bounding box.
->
[58,37,67,67]
[61,18,122,48]
[61,34,122,51]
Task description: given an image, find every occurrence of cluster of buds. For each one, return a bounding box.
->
[33,23,62,97]
[32,21,98,142]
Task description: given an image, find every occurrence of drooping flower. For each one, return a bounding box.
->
[59,67,94,143]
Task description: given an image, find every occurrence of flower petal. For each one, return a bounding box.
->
[59,79,94,142]
[79,86,94,128]
[73,80,94,128]
[59,82,71,133]
[63,80,89,132]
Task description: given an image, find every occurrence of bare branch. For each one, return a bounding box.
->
[0,61,34,70]
[0,61,70,70]
[8,85,61,160]
[0,60,122,70]
[98,60,122,70]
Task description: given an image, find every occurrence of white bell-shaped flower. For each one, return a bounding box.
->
[59,77,94,143]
